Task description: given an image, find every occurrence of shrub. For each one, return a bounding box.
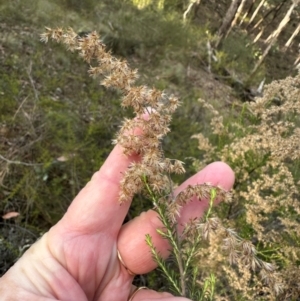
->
[193,73,300,300]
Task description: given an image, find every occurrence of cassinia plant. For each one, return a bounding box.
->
[41,27,281,300]
[193,73,300,300]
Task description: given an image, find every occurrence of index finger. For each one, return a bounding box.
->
[58,144,139,236]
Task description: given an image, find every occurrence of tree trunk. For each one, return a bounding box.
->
[225,0,248,37]
[265,1,297,43]
[247,0,266,27]
[270,0,289,22]
[240,0,257,25]
[253,27,265,43]
[249,1,298,78]
[216,0,243,47]
[294,54,300,67]
[251,0,287,32]
[284,22,300,49]
[183,0,201,22]
[249,38,275,78]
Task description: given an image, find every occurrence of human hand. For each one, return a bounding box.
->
[0,144,234,301]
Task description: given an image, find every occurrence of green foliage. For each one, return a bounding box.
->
[221,32,264,80]
[145,181,219,300]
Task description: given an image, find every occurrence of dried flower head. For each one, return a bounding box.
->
[42,27,183,202]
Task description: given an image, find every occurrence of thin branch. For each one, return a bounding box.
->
[0,222,39,238]
[26,61,39,102]
[13,96,29,120]
[183,0,200,22]
[175,230,186,297]
[0,154,43,166]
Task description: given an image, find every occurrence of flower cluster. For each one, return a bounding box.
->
[41,27,184,202]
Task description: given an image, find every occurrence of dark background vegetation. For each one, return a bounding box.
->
[0,0,299,298]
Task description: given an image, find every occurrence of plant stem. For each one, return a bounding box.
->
[175,229,186,297]
[145,234,181,295]
[205,188,216,221]
[143,175,186,297]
